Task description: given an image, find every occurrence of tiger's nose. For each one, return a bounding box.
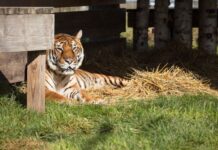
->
[65,59,73,64]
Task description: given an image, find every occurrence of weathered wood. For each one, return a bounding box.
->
[0,52,27,83]
[199,0,217,54]
[134,0,149,52]
[154,0,170,49]
[27,51,46,112]
[0,0,125,7]
[55,10,125,41]
[173,0,193,48]
[0,14,54,52]
[0,7,53,14]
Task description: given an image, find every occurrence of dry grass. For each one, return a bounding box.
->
[87,66,218,103]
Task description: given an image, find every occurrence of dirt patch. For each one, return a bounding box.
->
[1,138,46,150]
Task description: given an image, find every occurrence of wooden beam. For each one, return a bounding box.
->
[27,51,46,112]
[154,0,170,49]
[134,0,149,52]
[199,0,217,54]
[0,0,125,7]
[0,14,54,52]
[173,0,193,48]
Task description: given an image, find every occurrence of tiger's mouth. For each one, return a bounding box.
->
[58,65,75,72]
[65,66,75,71]
[59,66,75,75]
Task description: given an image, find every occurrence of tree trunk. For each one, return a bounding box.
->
[134,0,149,52]
[154,0,170,49]
[199,0,217,55]
[174,0,193,48]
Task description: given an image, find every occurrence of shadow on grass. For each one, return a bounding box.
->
[81,122,114,150]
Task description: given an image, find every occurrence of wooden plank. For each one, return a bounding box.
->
[173,0,192,48]
[128,9,218,28]
[55,10,125,41]
[154,0,170,49]
[0,0,125,7]
[27,51,46,112]
[0,7,53,15]
[134,0,149,51]
[199,0,217,55]
[0,52,27,83]
[0,14,54,52]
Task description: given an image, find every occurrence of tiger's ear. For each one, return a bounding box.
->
[75,30,83,40]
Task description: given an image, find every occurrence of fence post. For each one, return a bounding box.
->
[199,0,217,55]
[134,0,149,52]
[154,0,170,49]
[174,0,193,48]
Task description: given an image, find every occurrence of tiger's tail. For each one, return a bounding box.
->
[92,73,128,88]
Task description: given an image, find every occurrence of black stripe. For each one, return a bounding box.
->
[77,74,87,88]
[64,85,75,93]
[70,92,74,99]
[76,77,82,88]
[109,76,115,86]
[46,80,55,89]
[46,71,56,84]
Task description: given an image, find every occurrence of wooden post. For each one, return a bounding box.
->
[174,0,193,48]
[154,0,170,49]
[27,51,46,112]
[199,0,217,55]
[134,0,149,52]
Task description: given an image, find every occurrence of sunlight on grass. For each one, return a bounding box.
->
[0,94,218,150]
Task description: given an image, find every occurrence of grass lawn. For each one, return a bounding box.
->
[0,94,218,150]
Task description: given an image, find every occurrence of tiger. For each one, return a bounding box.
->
[45,30,128,104]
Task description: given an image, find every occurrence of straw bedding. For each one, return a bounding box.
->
[86,66,218,103]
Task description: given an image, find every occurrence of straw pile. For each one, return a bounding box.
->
[86,66,218,103]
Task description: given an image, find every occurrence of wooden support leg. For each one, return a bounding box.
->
[27,51,46,112]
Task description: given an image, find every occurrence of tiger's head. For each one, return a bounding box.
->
[47,30,84,75]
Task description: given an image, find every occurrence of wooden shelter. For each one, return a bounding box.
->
[0,0,217,112]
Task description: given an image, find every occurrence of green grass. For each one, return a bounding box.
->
[0,94,218,150]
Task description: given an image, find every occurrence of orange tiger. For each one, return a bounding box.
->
[45,30,127,104]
